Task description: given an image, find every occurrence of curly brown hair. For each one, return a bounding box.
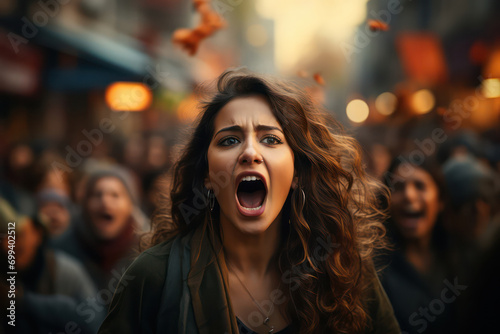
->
[147,69,389,334]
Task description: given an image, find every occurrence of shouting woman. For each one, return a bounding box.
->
[99,70,399,334]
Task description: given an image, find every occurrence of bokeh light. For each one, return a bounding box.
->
[481,78,500,98]
[411,89,435,114]
[375,92,398,116]
[105,82,152,111]
[346,99,369,123]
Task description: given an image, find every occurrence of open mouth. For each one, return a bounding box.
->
[99,212,114,223]
[398,208,424,228]
[236,175,267,215]
[401,209,424,219]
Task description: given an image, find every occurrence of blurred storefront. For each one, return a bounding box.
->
[0,0,192,155]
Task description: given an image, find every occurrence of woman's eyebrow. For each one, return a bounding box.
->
[255,124,284,134]
[214,124,283,137]
[214,125,242,137]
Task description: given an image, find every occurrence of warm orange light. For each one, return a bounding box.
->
[177,94,201,123]
[105,82,153,111]
[411,89,435,114]
[481,78,500,98]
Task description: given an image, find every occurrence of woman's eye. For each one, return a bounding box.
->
[262,136,282,145]
[415,181,426,191]
[219,137,239,146]
[393,181,404,192]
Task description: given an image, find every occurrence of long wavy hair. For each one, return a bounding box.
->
[148,69,389,334]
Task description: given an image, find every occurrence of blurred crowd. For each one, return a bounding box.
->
[357,117,500,333]
[0,133,172,333]
[0,98,499,334]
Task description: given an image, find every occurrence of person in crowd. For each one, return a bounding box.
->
[440,155,500,333]
[37,188,72,238]
[0,142,37,217]
[380,156,457,334]
[457,219,500,334]
[99,69,399,334]
[0,198,99,333]
[53,167,145,291]
[354,124,394,181]
[436,131,490,166]
[30,150,72,197]
[442,155,500,255]
[141,169,171,217]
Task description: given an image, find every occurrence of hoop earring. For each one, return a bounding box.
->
[207,189,215,211]
[300,188,306,210]
[297,187,306,211]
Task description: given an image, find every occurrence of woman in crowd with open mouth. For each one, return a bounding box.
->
[99,69,400,334]
[380,157,456,334]
[53,168,142,292]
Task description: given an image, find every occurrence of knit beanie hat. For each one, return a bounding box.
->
[443,155,498,208]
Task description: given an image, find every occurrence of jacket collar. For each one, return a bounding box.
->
[187,225,239,334]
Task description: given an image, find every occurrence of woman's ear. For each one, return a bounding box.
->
[204,176,211,190]
[291,171,299,190]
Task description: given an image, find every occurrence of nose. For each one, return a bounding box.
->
[238,139,264,165]
[100,193,113,208]
[403,183,419,203]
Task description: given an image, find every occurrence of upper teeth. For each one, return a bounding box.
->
[241,176,261,182]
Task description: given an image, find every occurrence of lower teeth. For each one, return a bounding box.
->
[243,204,262,211]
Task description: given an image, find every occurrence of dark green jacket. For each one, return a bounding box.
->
[99,226,400,334]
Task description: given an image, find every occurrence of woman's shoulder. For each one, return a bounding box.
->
[363,262,401,334]
[141,238,175,260]
[125,238,175,279]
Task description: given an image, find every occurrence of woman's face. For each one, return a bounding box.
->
[206,95,296,235]
[390,164,441,241]
[86,177,133,240]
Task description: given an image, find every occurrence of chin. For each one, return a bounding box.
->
[221,209,276,236]
[94,227,120,240]
[237,220,274,235]
[400,230,426,241]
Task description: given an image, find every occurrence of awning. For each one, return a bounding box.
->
[33,24,153,91]
[37,24,151,78]
[1,20,190,93]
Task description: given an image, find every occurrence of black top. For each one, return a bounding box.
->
[378,250,458,334]
[236,317,292,334]
[98,227,400,334]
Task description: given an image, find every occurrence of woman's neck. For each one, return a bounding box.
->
[221,216,282,278]
[404,233,432,253]
[404,234,434,273]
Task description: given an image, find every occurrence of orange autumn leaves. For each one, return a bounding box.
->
[298,70,326,86]
[297,19,389,87]
[172,2,391,58]
[367,19,389,32]
[313,73,326,86]
[172,0,226,56]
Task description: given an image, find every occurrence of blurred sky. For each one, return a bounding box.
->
[256,0,369,73]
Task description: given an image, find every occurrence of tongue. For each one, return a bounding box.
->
[238,189,265,208]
